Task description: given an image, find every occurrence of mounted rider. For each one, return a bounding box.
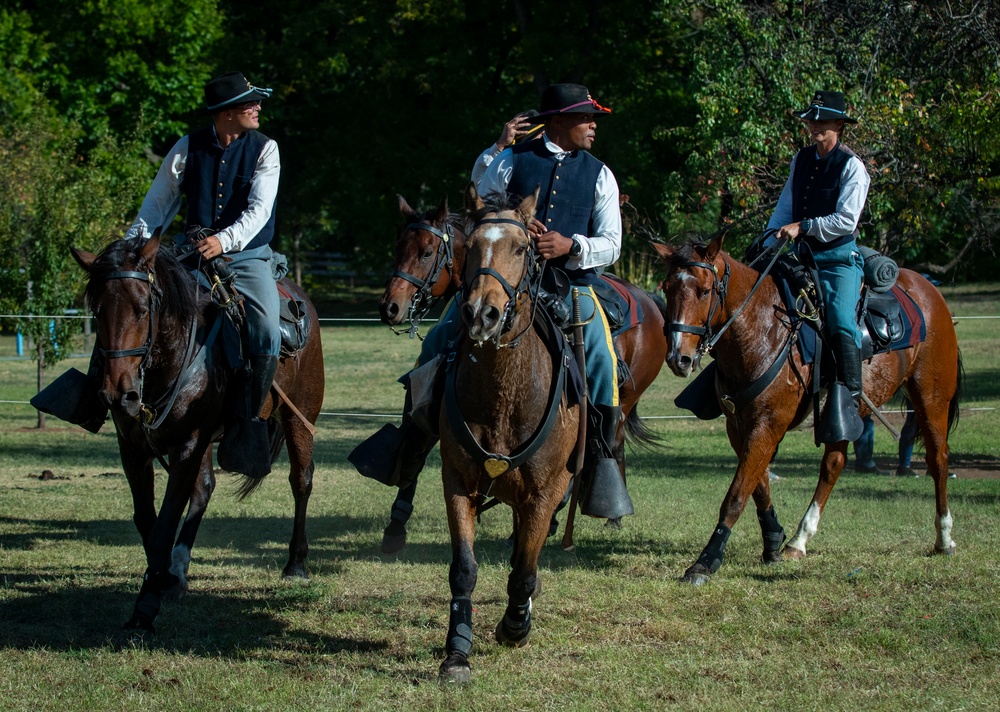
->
[125,71,283,478]
[351,82,633,522]
[763,89,871,441]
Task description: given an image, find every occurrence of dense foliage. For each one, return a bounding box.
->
[1,0,998,363]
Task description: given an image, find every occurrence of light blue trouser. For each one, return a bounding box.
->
[195,244,281,358]
[802,239,865,348]
[416,285,618,407]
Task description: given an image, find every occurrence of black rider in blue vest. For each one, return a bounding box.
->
[124,72,282,478]
[351,84,632,551]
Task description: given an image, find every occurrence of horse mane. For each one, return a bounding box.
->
[85,239,206,327]
[468,192,521,225]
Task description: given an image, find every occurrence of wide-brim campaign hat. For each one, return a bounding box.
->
[204,72,273,113]
[795,90,858,123]
[527,84,613,123]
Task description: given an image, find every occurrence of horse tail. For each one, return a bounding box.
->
[948,348,964,435]
[234,420,286,500]
[623,404,661,450]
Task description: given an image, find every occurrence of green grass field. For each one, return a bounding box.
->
[1,284,998,710]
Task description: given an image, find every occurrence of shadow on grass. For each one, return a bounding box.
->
[0,582,390,659]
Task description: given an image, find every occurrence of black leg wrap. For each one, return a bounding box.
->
[696,523,732,574]
[757,505,787,558]
[446,596,474,657]
[390,499,414,525]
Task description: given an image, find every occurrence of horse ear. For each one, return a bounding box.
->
[517,187,540,224]
[650,242,675,262]
[434,195,449,222]
[71,247,96,272]
[398,194,418,219]
[464,182,484,211]
[705,233,725,263]
[139,234,161,266]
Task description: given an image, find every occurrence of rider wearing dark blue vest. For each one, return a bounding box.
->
[184,126,277,252]
[124,71,283,479]
[765,90,872,442]
[506,139,604,266]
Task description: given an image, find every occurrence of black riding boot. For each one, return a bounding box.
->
[30,346,108,433]
[580,404,634,519]
[217,354,279,478]
[349,391,438,488]
[818,335,865,444]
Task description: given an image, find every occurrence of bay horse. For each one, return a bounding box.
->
[374,192,668,553]
[653,236,961,585]
[437,188,579,683]
[72,236,324,632]
[378,195,467,337]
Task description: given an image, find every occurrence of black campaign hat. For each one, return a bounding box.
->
[203,72,273,113]
[794,90,858,123]
[527,84,612,123]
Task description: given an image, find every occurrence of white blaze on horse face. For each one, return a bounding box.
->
[480,224,506,266]
[786,500,822,554]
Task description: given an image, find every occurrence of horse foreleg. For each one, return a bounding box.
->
[169,451,216,593]
[497,502,553,648]
[682,422,776,585]
[784,442,848,559]
[125,452,201,633]
[439,482,479,685]
[282,422,316,578]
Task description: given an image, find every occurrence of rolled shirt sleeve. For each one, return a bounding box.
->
[124,137,187,240]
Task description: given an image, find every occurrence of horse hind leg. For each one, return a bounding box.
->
[282,417,316,578]
[910,393,957,555]
[784,442,848,559]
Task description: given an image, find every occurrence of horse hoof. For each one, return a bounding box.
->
[438,655,471,685]
[605,517,623,530]
[122,614,155,636]
[934,545,957,556]
[380,530,407,555]
[495,620,531,648]
[761,550,783,566]
[281,566,309,580]
[782,546,806,560]
[681,570,711,586]
[162,582,189,602]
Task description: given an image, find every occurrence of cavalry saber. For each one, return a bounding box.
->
[562,287,588,552]
[860,390,901,441]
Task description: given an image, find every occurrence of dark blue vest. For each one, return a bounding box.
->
[506,141,604,273]
[184,126,276,251]
[791,142,859,251]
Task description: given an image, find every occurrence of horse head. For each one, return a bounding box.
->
[379,195,463,331]
[74,236,200,421]
[653,234,727,377]
[460,184,539,344]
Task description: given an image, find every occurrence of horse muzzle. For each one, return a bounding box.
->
[378,292,411,326]
[100,376,143,419]
[461,299,504,343]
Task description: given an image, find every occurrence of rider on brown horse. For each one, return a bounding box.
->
[34,72,282,479]
[762,90,871,442]
[352,83,633,529]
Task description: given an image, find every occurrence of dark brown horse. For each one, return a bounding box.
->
[438,189,580,683]
[72,236,324,632]
[653,236,961,585]
[378,195,467,337]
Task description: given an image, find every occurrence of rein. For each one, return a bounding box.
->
[389,220,455,339]
[669,237,788,364]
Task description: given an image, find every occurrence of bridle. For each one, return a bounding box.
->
[665,238,787,367]
[388,219,455,339]
[99,268,161,372]
[464,216,542,349]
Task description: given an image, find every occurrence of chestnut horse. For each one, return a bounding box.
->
[375,193,668,553]
[438,189,579,683]
[73,236,324,632]
[653,236,961,585]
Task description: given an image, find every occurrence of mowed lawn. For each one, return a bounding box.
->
[1,283,998,711]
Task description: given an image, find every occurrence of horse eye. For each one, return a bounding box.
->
[421,249,434,260]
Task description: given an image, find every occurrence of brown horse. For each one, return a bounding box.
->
[653,236,961,585]
[373,192,668,553]
[437,188,580,683]
[72,236,324,632]
[378,195,467,337]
